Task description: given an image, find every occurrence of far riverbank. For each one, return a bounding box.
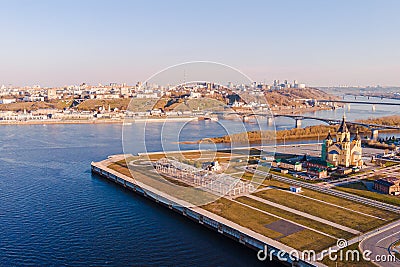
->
[0,116,197,126]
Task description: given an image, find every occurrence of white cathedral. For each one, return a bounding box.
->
[322,116,363,168]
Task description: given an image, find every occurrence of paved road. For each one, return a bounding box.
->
[360,222,400,267]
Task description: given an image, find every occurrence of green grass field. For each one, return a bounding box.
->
[385,161,400,167]
[254,189,388,232]
[237,196,355,240]
[201,198,282,238]
[299,187,399,221]
[202,198,336,252]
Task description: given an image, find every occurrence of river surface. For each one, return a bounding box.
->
[1,95,399,266]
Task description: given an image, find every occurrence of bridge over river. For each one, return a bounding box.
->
[209,111,400,140]
[316,99,400,111]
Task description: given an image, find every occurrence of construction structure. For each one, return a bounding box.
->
[154,158,254,196]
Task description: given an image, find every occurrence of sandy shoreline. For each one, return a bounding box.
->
[0,116,197,126]
[0,120,124,126]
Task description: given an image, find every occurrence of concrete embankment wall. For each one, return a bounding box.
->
[91,162,320,267]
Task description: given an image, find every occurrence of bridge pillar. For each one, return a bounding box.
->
[371,129,379,140]
[372,104,376,111]
[242,116,249,123]
[267,117,273,126]
[347,103,351,111]
[295,119,302,129]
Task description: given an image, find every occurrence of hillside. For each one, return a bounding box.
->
[0,100,71,112]
[264,87,338,107]
[76,98,131,111]
[0,87,337,112]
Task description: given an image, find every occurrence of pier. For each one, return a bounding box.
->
[91,155,323,267]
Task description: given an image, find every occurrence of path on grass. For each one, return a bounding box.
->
[230,199,337,239]
[245,194,361,235]
[274,188,387,221]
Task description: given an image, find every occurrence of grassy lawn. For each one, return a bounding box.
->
[279,229,336,252]
[385,161,400,167]
[261,178,293,190]
[321,242,376,267]
[254,189,387,232]
[335,182,400,207]
[202,198,336,252]
[300,188,399,221]
[201,198,282,239]
[237,196,355,240]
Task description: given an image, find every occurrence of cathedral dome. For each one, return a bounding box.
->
[325,130,333,140]
[337,115,349,133]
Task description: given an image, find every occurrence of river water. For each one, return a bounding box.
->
[0,95,398,266]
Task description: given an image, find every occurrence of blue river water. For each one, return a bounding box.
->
[1,95,399,266]
[0,124,279,266]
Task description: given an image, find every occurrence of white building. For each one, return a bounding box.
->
[189,92,202,98]
[136,93,158,99]
[289,186,302,193]
[0,98,16,104]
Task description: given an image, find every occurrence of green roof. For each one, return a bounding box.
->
[308,158,334,168]
[308,167,326,173]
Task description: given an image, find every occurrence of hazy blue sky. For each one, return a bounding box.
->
[1,0,399,87]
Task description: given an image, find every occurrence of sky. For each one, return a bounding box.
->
[0,0,399,87]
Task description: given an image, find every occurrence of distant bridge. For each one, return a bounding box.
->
[277,115,400,140]
[209,111,400,140]
[317,99,400,106]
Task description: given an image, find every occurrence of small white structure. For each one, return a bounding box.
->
[210,161,221,171]
[189,91,202,98]
[0,98,16,104]
[289,186,302,193]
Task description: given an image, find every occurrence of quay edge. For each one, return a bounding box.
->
[91,156,326,267]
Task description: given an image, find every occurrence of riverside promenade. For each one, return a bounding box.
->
[91,154,325,267]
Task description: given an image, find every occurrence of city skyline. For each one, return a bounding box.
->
[1,0,400,87]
